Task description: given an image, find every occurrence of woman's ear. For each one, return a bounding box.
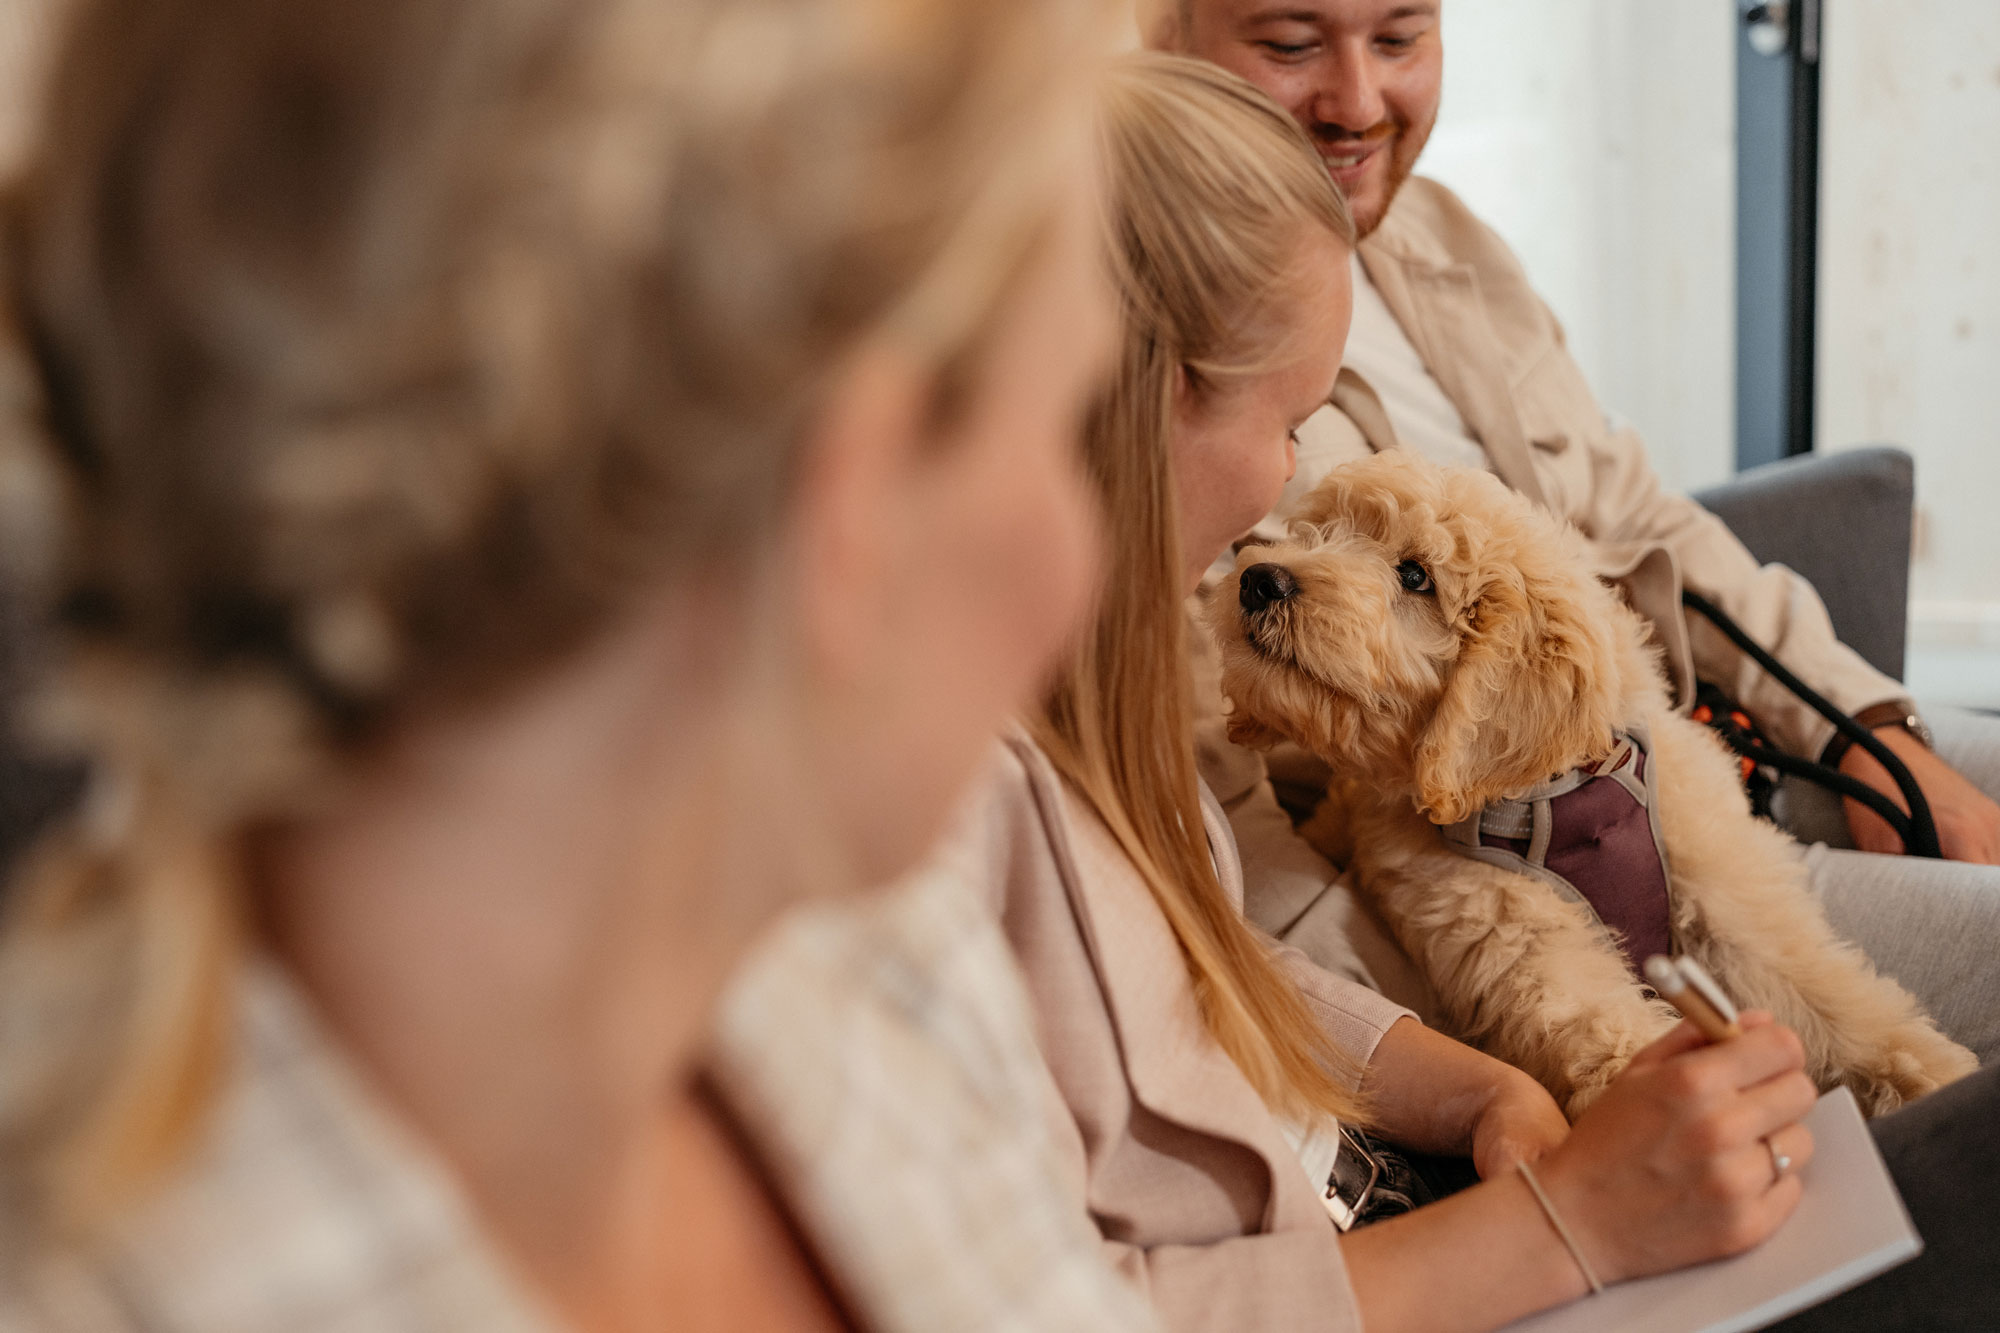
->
[789,344,927,680]
[1412,568,1622,824]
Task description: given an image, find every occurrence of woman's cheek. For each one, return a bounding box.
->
[1004,440,1101,675]
[1230,433,1292,539]
[943,425,1100,708]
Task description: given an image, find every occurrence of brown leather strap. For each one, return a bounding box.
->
[1820,702,1930,767]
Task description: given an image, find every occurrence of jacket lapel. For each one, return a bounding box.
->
[1005,737,1305,1228]
[1597,541,1698,708]
[1358,229,1552,510]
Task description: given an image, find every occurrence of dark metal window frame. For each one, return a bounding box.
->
[1735,0,1823,470]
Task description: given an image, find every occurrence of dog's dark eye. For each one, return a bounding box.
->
[1396,559,1434,594]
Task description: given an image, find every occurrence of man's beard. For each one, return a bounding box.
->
[1315,114,1434,241]
[1351,148,1417,241]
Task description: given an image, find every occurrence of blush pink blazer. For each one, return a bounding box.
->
[954,730,1414,1333]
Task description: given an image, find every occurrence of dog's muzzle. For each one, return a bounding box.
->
[1238,563,1298,614]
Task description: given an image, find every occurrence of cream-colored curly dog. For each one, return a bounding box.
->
[1208,451,1975,1117]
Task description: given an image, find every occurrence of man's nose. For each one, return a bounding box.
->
[1239,563,1299,614]
[1310,39,1387,133]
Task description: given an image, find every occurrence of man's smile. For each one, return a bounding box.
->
[1312,132,1392,189]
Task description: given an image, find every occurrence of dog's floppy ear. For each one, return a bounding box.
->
[1412,565,1623,824]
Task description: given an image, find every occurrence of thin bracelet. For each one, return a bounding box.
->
[1517,1161,1604,1296]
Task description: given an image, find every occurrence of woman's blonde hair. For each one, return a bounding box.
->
[1034,53,1363,1128]
[0,0,1110,1231]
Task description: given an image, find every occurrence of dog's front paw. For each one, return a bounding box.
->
[1846,1035,1978,1116]
[1845,1054,1930,1117]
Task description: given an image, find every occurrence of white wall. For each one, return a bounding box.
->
[1420,0,1739,495]
[1819,1,2000,706]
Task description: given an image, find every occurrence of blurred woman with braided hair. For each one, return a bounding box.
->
[0,0,1146,1327]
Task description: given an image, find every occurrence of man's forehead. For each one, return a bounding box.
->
[1207,0,1438,24]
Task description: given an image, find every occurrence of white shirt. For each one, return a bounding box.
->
[1344,254,1491,473]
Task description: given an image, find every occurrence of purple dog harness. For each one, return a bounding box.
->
[1436,727,1674,978]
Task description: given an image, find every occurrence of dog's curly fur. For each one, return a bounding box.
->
[1209,451,1977,1117]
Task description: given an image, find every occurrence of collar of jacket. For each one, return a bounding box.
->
[1355,184,1551,510]
[1001,730,1314,1233]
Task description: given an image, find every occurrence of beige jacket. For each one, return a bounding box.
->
[1268,175,1914,762]
[968,730,1414,1333]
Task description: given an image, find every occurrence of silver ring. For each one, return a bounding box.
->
[1766,1137,1793,1184]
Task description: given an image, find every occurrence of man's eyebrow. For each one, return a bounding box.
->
[1239,7,1327,22]
[1239,3,1438,24]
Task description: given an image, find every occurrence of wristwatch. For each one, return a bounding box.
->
[1821,703,1933,766]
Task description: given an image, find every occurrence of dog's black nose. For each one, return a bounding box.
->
[1238,563,1298,614]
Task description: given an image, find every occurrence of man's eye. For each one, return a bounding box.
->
[1259,40,1316,59]
[1395,559,1434,594]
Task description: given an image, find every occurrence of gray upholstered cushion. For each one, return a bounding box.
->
[1694,447,1914,682]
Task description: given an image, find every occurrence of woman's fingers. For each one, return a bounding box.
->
[1622,1017,1718,1070]
[1703,1127,1812,1256]
[1760,1121,1817,1185]
[1674,1020,1807,1100]
[1624,1009,1785,1074]
[1733,1066,1820,1141]
[1739,1168,1807,1254]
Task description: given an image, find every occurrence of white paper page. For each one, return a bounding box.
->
[1503,1088,1920,1333]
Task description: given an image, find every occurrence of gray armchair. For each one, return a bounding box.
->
[1692,446,1914,683]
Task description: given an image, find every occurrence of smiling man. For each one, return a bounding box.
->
[1159,0,2000,1063]
[1178,1,1437,238]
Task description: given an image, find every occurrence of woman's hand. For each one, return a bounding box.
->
[1359,1017,1569,1172]
[1531,1012,1818,1286]
[1341,1014,1816,1331]
[1469,1069,1569,1179]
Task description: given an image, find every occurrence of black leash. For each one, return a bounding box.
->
[1681,589,1942,859]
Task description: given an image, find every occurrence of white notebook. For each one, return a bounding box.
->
[1503,1087,1920,1333]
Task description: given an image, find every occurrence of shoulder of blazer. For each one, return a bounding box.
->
[1365,177,1512,276]
[1363,176,1564,351]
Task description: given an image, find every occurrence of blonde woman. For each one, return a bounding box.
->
[0,0,1151,1328]
[958,54,1848,1331]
